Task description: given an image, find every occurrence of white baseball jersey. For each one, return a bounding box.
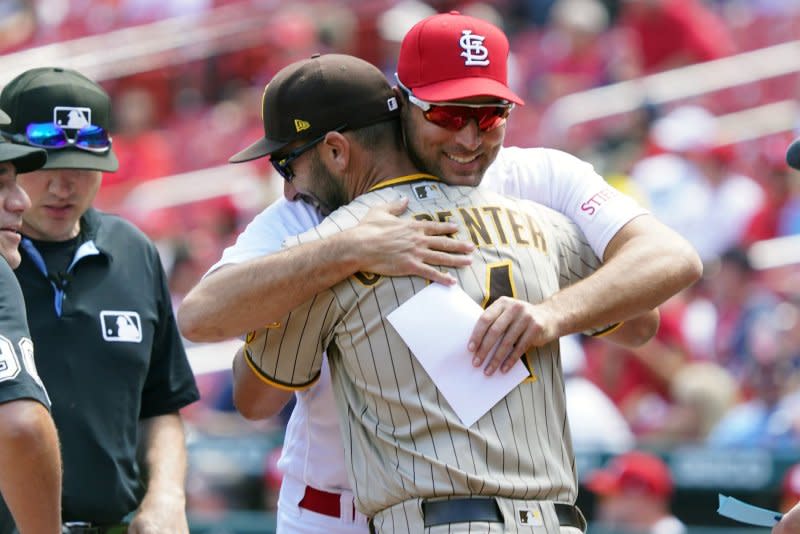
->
[244,172,621,517]
[208,147,647,528]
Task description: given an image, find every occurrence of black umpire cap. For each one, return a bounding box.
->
[0,67,118,172]
[0,107,47,173]
[787,137,800,170]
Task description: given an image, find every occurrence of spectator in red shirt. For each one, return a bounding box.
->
[616,0,736,74]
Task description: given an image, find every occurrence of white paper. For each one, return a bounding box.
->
[386,283,530,427]
[717,494,782,527]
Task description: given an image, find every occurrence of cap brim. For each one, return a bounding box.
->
[787,138,800,170]
[412,77,525,105]
[0,109,10,125]
[0,143,47,173]
[229,136,288,164]
[42,148,119,172]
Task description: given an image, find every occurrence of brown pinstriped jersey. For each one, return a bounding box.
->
[244,174,603,516]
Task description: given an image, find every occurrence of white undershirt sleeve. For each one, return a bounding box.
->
[483,146,648,259]
[204,197,321,276]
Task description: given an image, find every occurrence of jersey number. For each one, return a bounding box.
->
[0,335,22,382]
[0,335,49,400]
[484,262,536,381]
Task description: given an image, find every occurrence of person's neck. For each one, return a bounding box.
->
[349,151,422,199]
[21,221,81,242]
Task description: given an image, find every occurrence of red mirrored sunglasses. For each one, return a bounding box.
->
[396,77,513,132]
[421,104,511,132]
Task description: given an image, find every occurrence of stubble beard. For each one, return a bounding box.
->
[308,152,350,217]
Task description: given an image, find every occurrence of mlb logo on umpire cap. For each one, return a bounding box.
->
[100,311,142,343]
[396,11,524,105]
[54,106,91,131]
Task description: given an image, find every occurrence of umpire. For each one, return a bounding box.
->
[0,68,199,533]
[0,108,62,534]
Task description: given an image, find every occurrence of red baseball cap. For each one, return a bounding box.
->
[585,451,674,498]
[397,11,524,105]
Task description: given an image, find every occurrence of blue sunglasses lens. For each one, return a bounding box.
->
[26,123,69,148]
[75,125,110,149]
[24,122,111,152]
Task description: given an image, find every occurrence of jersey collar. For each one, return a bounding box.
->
[368,173,440,192]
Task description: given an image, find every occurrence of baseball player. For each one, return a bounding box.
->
[179,13,700,533]
[235,52,664,533]
[0,110,62,534]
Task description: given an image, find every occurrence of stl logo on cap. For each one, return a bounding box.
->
[396,11,524,105]
[459,30,490,66]
[54,106,91,130]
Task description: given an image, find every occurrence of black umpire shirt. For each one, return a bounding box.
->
[0,259,53,533]
[10,207,200,524]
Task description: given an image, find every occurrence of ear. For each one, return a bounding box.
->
[318,131,350,173]
[392,86,405,108]
[393,87,410,149]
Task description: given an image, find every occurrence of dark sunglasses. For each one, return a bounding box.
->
[396,77,513,132]
[1,122,112,153]
[270,125,347,182]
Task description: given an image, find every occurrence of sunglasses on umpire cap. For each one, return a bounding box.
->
[1,122,112,153]
[396,76,513,133]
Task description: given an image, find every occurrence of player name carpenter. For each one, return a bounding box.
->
[414,205,547,252]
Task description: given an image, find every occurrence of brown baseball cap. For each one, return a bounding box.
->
[229,53,400,163]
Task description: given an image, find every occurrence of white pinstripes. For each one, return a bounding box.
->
[245,181,601,519]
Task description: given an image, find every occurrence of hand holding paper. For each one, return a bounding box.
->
[386,283,530,427]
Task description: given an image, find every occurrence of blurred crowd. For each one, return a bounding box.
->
[4,0,800,521]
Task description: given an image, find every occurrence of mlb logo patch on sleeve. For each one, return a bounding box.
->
[100,311,142,342]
